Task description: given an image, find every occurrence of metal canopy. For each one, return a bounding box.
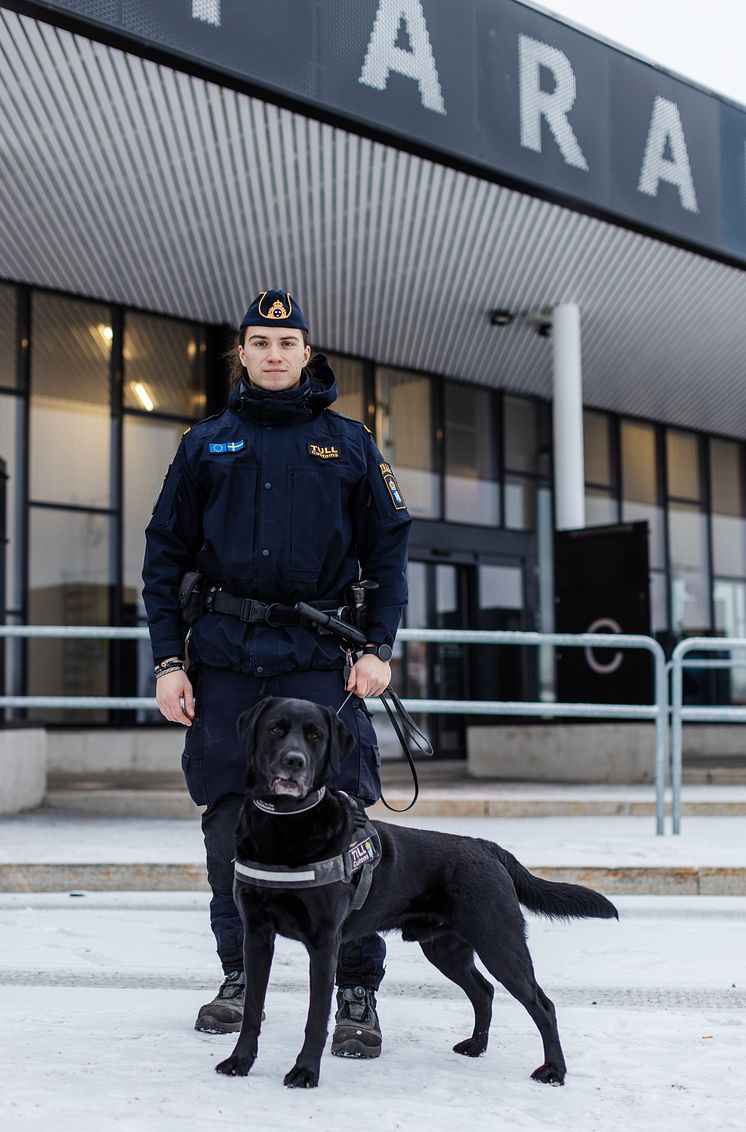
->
[1,9,746,438]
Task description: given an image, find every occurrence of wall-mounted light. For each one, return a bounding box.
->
[489,309,514,327]
[97,323,113,343]
[131,381,155,412]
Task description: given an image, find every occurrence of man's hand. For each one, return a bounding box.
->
[156,667,195,726]
[345,653,390,698]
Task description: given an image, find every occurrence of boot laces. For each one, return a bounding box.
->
[217,970,245,1000]
[340,985,376,1023]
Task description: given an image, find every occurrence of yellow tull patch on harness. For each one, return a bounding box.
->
[379,462,407,510]
[308,442,340,460]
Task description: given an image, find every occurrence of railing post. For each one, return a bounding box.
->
[653,644,668,836]
[670,641,685,836]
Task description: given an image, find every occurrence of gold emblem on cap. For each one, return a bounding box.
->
[258,291,293,321]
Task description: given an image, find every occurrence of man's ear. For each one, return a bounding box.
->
[236,698,274,789]
[324,709,358,779]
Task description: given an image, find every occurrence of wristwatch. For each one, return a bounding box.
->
[362,643,393,661]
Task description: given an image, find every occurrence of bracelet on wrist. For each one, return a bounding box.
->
[154,659,185,680]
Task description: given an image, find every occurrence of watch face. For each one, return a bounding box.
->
[377,644,393,662]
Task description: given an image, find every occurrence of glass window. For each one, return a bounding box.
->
[324,353,365,422]
[585,488,618,527]
[0,283,17,389]
[504,396,538,473]
[650,570,668,633]
[27,507,113,722]
[123,417,186,605]
[710,438,746,577]
[667,429,701,501]
[124,312,206,418]
[0,394,21,610]
[714,580,746,702]
[30,293,112,507]
[583,410,613,487]
[444,382,499,525]
[669,502,710,632]
[621,420,664,569]
[375,367,439,519]
[505,476,536,530]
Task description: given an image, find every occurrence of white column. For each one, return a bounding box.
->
[552,302,585,530]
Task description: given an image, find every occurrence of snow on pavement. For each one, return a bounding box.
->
[2,809,746,866]
[0,891,743,1131]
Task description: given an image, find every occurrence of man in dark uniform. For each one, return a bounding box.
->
[142,290,411,1059]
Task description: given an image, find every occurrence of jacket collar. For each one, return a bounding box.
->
[228,353,338,424]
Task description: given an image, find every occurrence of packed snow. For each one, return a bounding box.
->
[1,886,743,1130]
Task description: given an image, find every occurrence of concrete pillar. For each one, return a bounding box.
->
[552,302,585,530]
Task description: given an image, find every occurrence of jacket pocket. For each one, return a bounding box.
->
[202,461,259,573]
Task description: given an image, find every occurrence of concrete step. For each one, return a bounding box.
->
[2,860,745,895]
[44,768,746,817]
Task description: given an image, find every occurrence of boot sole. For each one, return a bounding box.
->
[331,1040,381,1059]
[194,1015,242,1034]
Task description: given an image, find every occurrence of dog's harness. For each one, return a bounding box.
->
[234,792,382,911]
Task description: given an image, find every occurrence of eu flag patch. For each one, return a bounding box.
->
[209,440,245,454]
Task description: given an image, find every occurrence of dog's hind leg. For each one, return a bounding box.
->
[418,932,494,1057]
[456,902,567,1085]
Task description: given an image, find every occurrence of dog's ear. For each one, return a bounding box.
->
[324,708,358,779]
[236,698,274,790]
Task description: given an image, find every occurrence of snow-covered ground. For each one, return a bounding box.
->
[1,889,743,1131]
[3,809,746,866]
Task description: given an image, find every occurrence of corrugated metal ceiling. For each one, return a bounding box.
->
[1,8,746,437]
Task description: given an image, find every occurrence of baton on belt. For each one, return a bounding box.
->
[293,602,367,648]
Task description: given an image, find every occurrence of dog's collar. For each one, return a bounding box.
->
[252,786,326,815]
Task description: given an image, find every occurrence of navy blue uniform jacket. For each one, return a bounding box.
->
[142,355,411,676]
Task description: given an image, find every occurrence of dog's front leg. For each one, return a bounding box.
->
[215,917,275,1078]
[283,932,339,1089]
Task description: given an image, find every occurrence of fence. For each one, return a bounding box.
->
[0,625,669,833]
[670,636,746,835]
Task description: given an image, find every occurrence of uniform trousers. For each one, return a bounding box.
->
[181,665,386,990]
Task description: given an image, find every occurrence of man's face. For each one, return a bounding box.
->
[238,326,311,392]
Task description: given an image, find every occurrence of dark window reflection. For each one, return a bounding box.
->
[124,312,206,418]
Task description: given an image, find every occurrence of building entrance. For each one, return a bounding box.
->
[397,545,535,760]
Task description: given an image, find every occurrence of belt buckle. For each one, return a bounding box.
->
[263,602,280,627]
[239,596,256,622]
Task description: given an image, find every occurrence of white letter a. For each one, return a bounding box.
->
[360,0,446,114]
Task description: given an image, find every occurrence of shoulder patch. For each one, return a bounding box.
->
[379,462,407,511]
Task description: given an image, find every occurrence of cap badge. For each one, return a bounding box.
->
[258,291,292,321]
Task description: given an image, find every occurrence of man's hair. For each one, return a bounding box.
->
[225,327,310,390]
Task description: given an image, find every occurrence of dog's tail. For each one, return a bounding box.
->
[494,845,619,921]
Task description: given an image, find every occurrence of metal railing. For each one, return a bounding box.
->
[670,636,746,835]
[0,624,669,833]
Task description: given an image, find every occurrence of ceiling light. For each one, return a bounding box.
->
[132,381,155,412]
[489,309,514,327]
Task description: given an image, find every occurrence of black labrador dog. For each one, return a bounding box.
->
[215,697,617,1089]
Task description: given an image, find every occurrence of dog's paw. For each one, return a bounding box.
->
[215,1054,254,1077]
[531,1063,565,1086]
[453,1037,488,1057]
[283,1064,319,1089]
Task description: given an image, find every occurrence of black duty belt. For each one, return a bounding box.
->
[205,586,338,628]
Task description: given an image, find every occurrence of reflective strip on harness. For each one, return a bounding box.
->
[235,861,316,883]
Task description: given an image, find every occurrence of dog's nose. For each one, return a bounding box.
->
[281,750,307,774]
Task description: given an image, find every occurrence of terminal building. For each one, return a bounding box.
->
[2,0,746,767]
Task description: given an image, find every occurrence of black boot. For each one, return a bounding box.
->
[194,970,245,1034]
[331,985,382,1059]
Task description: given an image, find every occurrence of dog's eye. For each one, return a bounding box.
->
[270,724,287,736]
[306,731,320,743]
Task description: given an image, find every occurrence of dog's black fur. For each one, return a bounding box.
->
[215,697,618,1089]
